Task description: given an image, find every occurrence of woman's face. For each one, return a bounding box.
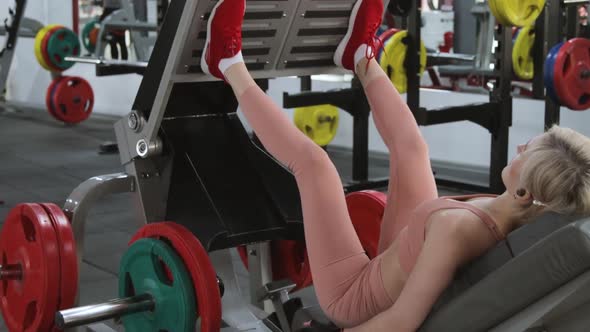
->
[502,135,544,194]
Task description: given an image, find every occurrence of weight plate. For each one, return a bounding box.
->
[40,203,78,312]
[512,25,535,80]
[380,30,427,94]
[41,25,66,72]
[553,38,590,111]
[294,105,339,147]
[0,203,61,332]
[51,76,94,124]
[130,223,222,332]
[46,27,81,71]
[544,42,564,105]
[35,24,63,71]
[377,28,400,64]
[346,191,387,259]
[272,240,312,291]
[81,19,99,53]
[236,241,313,291]
[489,0,510,26]
[490,0,545,27]
[46,76,65,121]
[120,238,196,332]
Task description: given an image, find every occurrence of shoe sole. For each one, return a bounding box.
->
[201,0,225,76]
[334,0,364,68]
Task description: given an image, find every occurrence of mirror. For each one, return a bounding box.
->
[76,0,164,62]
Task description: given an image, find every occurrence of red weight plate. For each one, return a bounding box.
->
[236,245,249,269]
[130,222,222,332]
[46,76,66,121]
[52,76,94,124]
[0,203,61,331]
[236,241,313,291]
[553,38,590,111]
[42,26,65,72]
[346,190,387,259]
[40,204,78,312]
[272,240,312,291]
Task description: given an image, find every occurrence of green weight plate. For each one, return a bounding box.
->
[119,238,196,332]
[82,19,99,53]
[46,27,81,70]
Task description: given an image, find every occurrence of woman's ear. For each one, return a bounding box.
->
[515,188,533,204]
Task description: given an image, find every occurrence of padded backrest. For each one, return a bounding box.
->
[420,216,590,331]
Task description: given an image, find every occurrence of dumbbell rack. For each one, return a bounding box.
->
[532,0,590,128]
[398,0,513,194]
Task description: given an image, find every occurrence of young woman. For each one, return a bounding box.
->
[201,0,590,330]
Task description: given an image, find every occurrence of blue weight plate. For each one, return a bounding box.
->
[47,77,64,121]
[544,42,564,105]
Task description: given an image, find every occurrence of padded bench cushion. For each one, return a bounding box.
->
[419,215,590,331]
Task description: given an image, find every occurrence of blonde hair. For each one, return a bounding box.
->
[520,126,590,216]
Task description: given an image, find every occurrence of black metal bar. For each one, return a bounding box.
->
[96,63,146,76]
[544,0,563,129]
[350,78,371,182]
[424,103,496,130]
[405,0,421,113]
[157,0,169,28]
[133,0,186,115]
[489,24,513,194]
[532,7,546,99]
[565,3,579,39]
[435,179,491,194]
[343,178,389,194]
[283,90,355,112]
[3,0,26,52]
[300,76,312,91]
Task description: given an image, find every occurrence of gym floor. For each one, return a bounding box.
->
[0,106,461,331]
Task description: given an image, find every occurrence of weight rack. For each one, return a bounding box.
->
[532,0,590,128]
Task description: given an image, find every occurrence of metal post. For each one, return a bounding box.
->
[489,24,513,194]
[300,76,312,92]
[544,0,563,129]
[566,3,579,39]
[532,7,547,98]
[406,0,421,113]
[351,77,370,182]
[55,294,155,329]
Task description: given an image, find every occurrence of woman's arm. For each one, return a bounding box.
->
[345,220,467,332]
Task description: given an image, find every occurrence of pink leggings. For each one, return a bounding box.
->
[237,76,438,327]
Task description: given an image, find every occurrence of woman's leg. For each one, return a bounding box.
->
[202,0,393,326]
[356,58,438,254]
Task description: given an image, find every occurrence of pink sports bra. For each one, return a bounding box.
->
[397,194,506,274]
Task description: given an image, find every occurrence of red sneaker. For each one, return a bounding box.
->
[334,0,384,72]
[201,0,246,79]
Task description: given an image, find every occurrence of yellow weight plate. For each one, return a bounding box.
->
[512,26,535,80]
[379,30,399,75]
[380,30,427,94]
[294,105,339,147]
[489,0,510,26]
[492,0,545,27]
[34,24,64,71]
